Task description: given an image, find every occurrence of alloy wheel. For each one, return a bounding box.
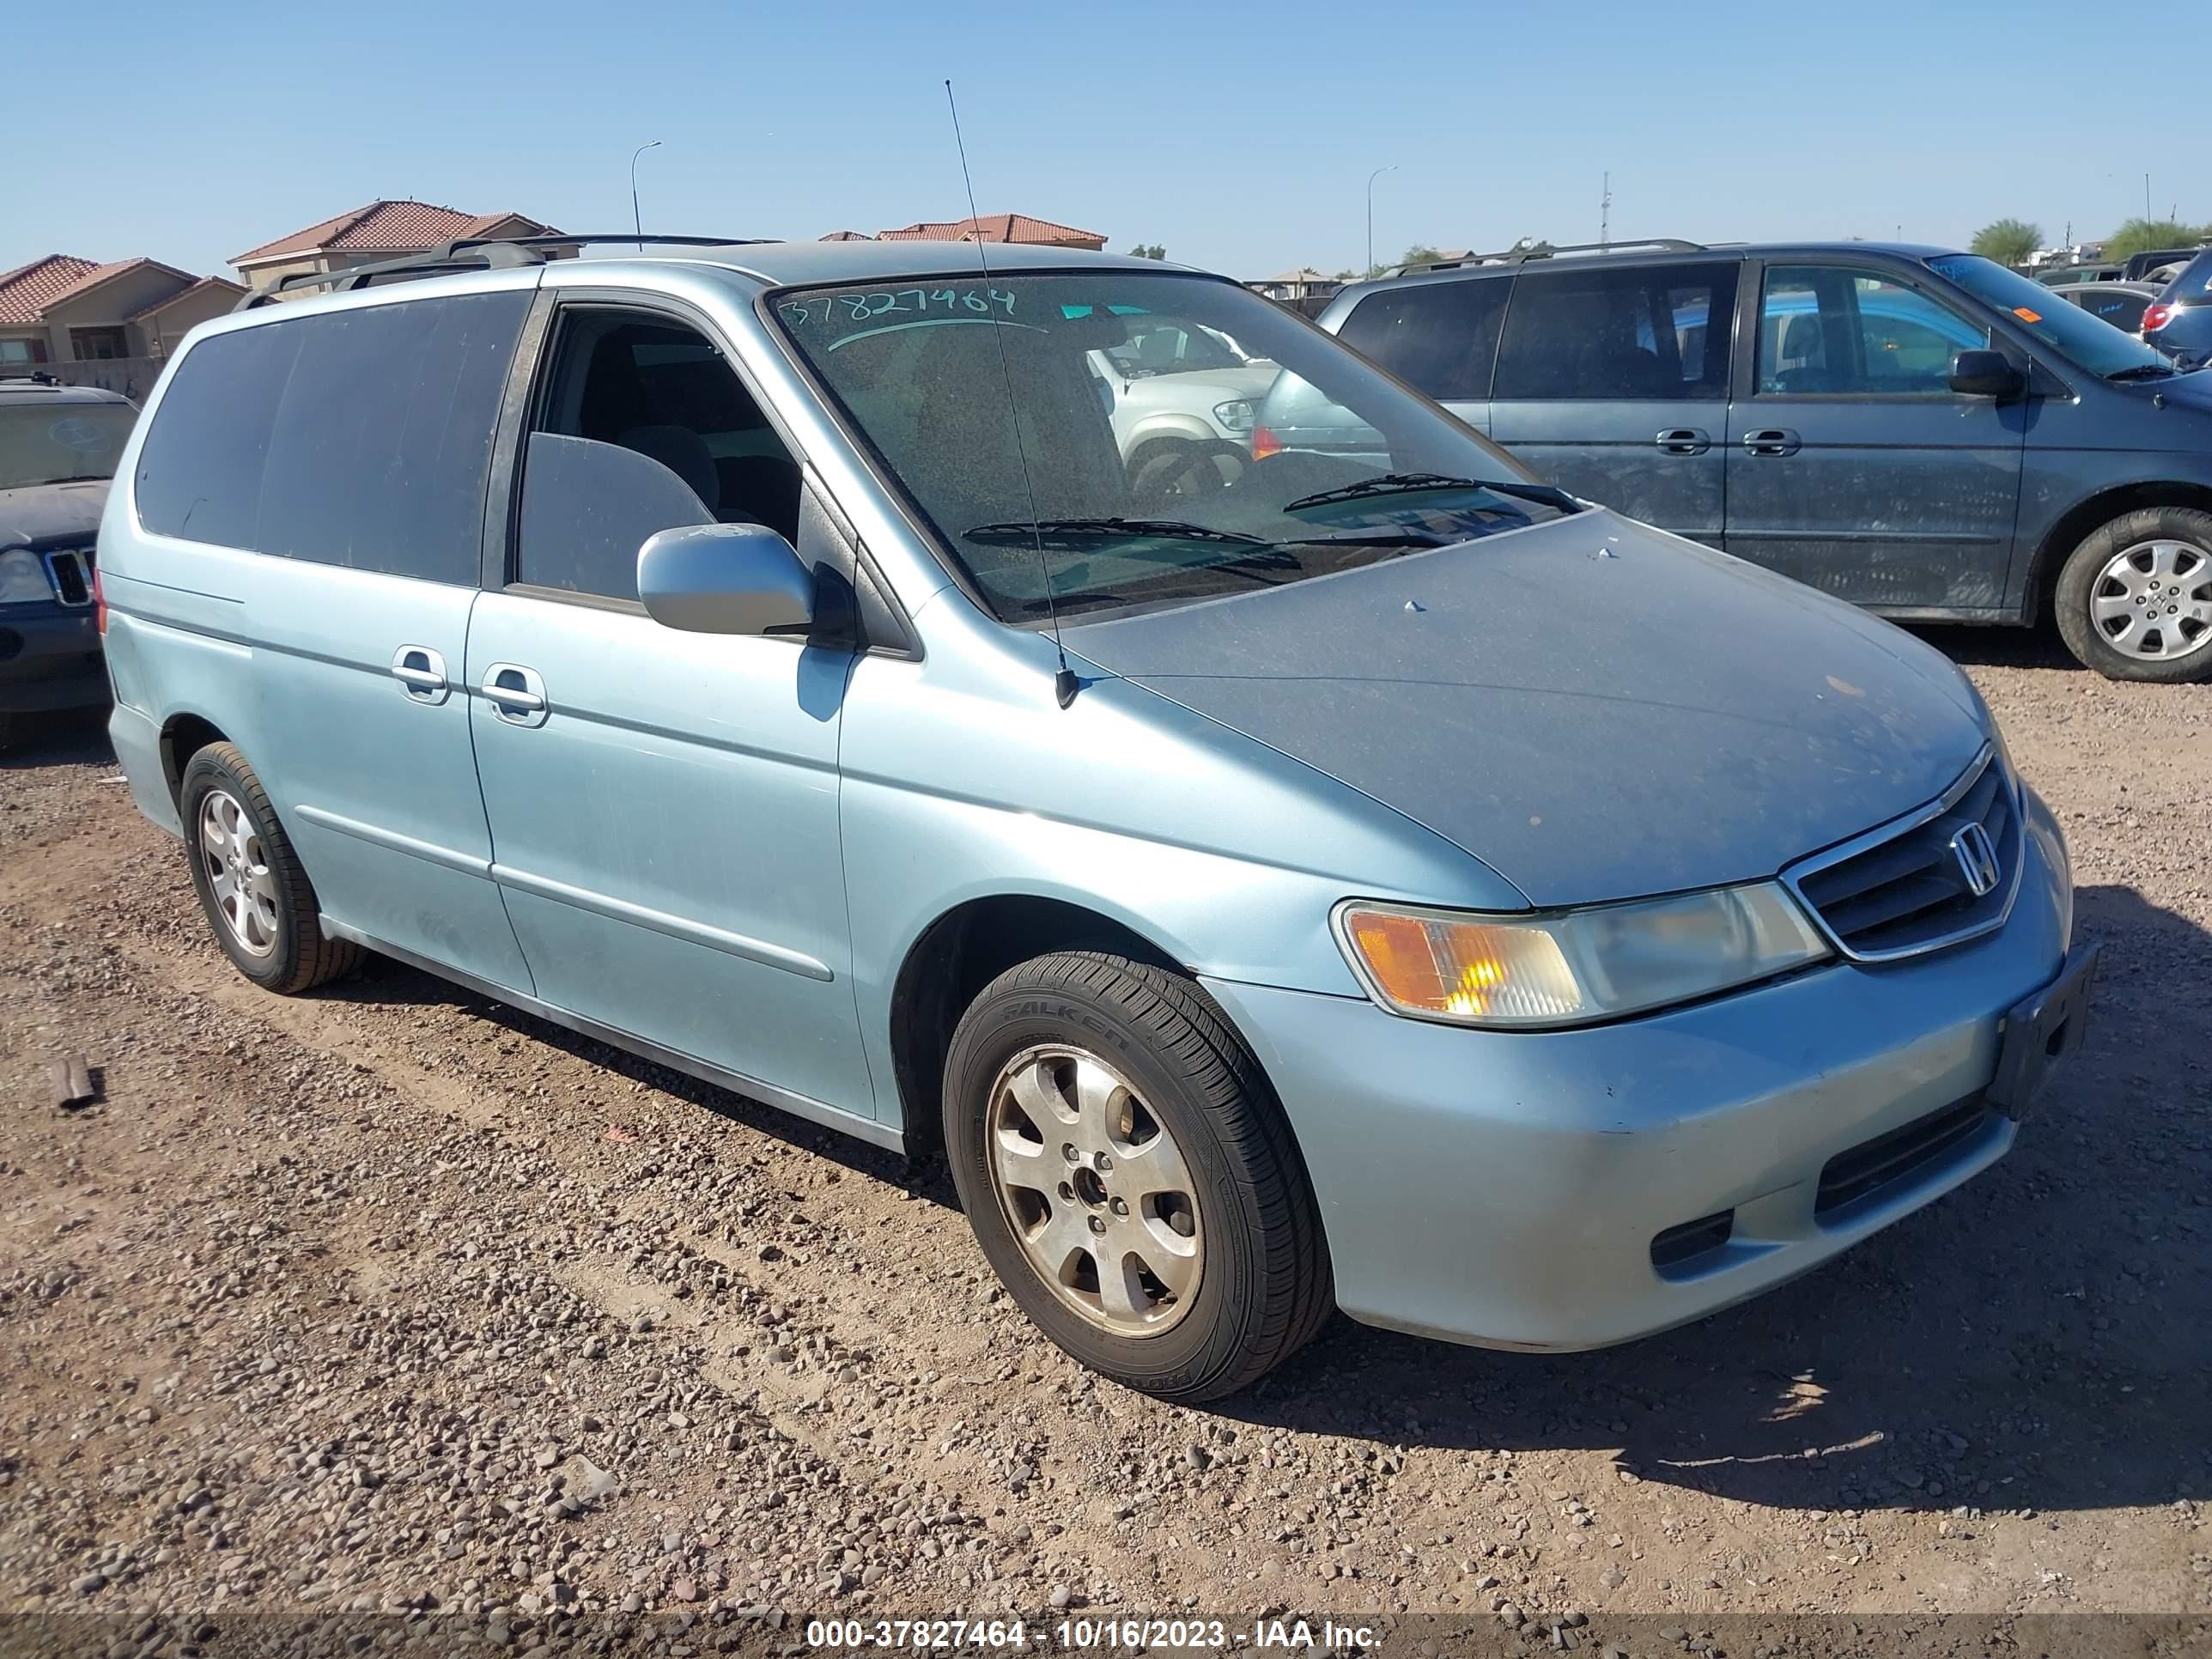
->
[198,788,279,957]
[2089,538,2212,661]
[984,1045,1203,1336]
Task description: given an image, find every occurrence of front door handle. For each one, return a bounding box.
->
[390,644,450,705]
[1741,427,1802,457]
[481,662,549,726]
[1655,427,1711,455]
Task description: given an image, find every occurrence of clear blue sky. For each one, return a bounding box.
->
[12,0,2192,284]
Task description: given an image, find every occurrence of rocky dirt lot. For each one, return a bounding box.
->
[1,629,2208,1657]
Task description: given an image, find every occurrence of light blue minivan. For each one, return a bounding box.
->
[98,235,2096,1401]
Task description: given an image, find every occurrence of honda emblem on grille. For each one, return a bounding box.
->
[1949,822,2001,897]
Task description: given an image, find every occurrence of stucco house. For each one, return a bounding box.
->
[232,199,568,295]
[851,214,1107,251]
[0,256,245,367]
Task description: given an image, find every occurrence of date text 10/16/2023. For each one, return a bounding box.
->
[803,1618,1380,1651]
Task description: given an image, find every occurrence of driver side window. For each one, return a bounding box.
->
[514,309,803,599]
[1758,267,1989,396]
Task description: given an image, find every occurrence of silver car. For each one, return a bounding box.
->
[97,237,2095,1401]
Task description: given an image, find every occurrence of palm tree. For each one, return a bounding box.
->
[1970,218,2043,269]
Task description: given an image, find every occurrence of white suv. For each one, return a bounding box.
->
[1087,314,1278,489]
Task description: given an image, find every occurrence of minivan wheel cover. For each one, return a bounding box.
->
[2091,539,2212,660]
[985,1045,1202,1337]
[198,789,279,957]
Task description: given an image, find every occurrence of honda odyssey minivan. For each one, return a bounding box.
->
[99,236,2094,1401]
[1308,240,2212,682]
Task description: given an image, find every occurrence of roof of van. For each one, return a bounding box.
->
[1327,241,1969,306]
[592,238,1169,289]
[0,377,134,406]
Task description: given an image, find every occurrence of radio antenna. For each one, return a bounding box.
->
[945,78,1079,709]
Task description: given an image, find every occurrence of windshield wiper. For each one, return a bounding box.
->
[963,517,1269,547]
[2106,362,2178,382]
[1282,472,1579,514]
[1296,528,1457,548]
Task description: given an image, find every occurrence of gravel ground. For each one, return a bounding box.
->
[2,629,2208,1656]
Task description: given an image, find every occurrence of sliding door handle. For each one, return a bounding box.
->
[390,645,450,704]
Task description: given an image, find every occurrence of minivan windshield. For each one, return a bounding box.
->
[1927,254,2173,380]
[0,402,136,490]
[772,270,1580,623]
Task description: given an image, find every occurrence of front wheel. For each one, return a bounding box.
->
[942,951,1332,1403]
[2051,506,2212,682]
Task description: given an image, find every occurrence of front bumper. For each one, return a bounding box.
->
[0,605,106,714]
[1204,787,2081,1352]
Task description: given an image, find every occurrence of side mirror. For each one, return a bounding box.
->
[1950,349,2024,399]
[637,522,813,636]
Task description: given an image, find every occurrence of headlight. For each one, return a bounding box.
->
[1335,884,1831,1030]
[1212,398,1256,434]
[0,549,55,604]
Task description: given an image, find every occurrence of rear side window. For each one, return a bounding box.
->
[2163,249,2212,301]
[1335,278,1508,402]
[2072,289,2150,332]
[1493,263,1738,401]
[135,290,528,583]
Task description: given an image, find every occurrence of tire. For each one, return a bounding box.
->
[942,951,1332,1402]
[179,742,360,993]
[2051,505,2212,683]
[0,713,21,752]
[1126,437,1245,501]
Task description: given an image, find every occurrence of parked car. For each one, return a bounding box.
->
[0,376,134,746]
[101,236,2094,1401]
[2034,263,2123,287]
[2057,279,2161,336]
[2143,246,2212,372]
[2121,246,2206,283]
[1084,313,1277,493]
[1298,238,2212,681]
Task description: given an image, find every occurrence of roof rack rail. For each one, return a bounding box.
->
[232,234,776,311]
[1390,238,1707,276]
[0,370,63,386]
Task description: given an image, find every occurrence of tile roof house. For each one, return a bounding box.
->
[231,200,568,295]
[863,213,1106,251]
[0,254,246,368]
[1247,267,1343,301]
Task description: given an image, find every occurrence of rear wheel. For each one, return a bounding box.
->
[943,951,1332,1403]
[179,743,360,993]
[2052,506,2212,682]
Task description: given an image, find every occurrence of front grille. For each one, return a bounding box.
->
[1785,748,2021,961]
[43,548,92,607]
[1815,1096,1992,1218]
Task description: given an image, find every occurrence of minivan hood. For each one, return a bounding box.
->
[1062,512,1988,907]
[0,478,110,549]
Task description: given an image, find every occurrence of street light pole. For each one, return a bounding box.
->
[631,140,662,251]
[1366,165,1396,276]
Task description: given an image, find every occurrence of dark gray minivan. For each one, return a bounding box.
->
[1292,240,2212,681]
